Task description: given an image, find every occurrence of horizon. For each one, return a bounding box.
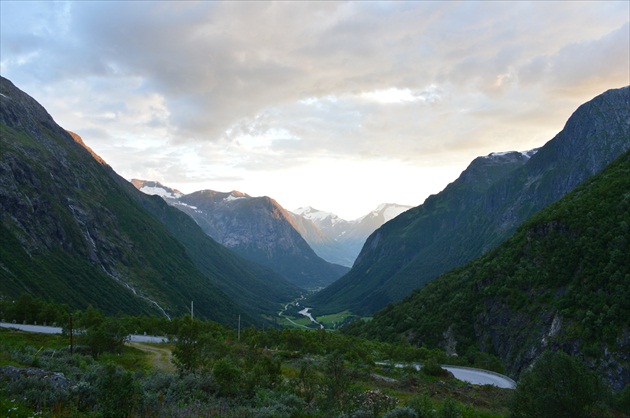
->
[1,1,628,220]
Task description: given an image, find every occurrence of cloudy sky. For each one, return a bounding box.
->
[1,1,628,219]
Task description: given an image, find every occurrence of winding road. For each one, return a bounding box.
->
[377,362,516,389]
[0,322,168,343]
[2,322,516,388]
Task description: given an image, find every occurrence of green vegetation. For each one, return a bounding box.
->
[317,310,358,329]
[1,305,516,417]
[344,150,630,392]
[1,79,301,327]
[510,351,607,418]
[311,86,630,316]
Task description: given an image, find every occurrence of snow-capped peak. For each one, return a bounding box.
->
[131,179,183,199]
[225,191,248,202]
[356,203,411,223]
[294,206,341,222]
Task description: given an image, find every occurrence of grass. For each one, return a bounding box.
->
[316,310,355,329]
[0,326,517,417]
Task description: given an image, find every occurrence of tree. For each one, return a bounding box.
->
[81,317,129,357]
[510,350,606,418]
[172,316,204,373]
[324,352,352,412]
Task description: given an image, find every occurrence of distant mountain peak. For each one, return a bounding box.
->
[293,206,341,222]
[131,179,183,199]
[363,203,412,223]
[484,148,539,160]
[226,190,249,201]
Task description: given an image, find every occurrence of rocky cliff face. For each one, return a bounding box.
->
[311,86,630,315]
[131,184,349,289]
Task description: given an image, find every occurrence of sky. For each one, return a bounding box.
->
[1,1,628,220]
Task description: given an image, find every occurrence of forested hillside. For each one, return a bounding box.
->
[344,150,630,390]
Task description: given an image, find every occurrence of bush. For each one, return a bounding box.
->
[384,407,419,418]
[510,350,606,418]
[422,357,449,377]
[406,392,435,418]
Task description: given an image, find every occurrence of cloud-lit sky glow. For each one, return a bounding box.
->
[1,1,628,219]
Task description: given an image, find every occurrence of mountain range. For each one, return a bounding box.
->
[310,85,630,316]
[2,74,629,391]
[0,76,300,326]
[130,180,410,288]
[291,204,411,267]
[130,182,350,289]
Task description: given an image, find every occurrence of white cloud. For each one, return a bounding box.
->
[1,0,628,219]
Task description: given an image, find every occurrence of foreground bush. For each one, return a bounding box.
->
[510,350,606,418]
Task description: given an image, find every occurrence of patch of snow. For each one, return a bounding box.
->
[294,206,344,223]
[225,194,246,201]
[174,201,198,210]
[381,205,411,222]
[140,185,182,199]
[521,148,539,158]
[488,151,514,157]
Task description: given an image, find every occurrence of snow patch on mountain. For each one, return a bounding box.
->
[294,206,345,225]
[484,148,539,160]
[375,203,410,222]
[225,193,247,202]
[140,185,183,199]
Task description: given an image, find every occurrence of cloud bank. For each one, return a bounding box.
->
[1,1,628,218]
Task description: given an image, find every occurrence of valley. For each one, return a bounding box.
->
[2,76,629,416]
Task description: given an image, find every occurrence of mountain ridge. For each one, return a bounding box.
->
[311,85,630,315]
[0,76,299,325]
[343,149,630,390]
[132,180,349,289]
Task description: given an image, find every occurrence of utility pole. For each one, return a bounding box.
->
[69,312,73,355]
[191,301,194,320]
[238,315,241,341]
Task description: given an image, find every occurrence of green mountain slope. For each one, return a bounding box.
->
[0,76,298,325]
[136,193,301,315]
[312,86,630,315]
[174,190,349,289]
[344,150,630,390]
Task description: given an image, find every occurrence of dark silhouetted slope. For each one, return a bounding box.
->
[312,86,630,315]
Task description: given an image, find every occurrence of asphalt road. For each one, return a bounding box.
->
[0,322,168,343]
[443,365,516,389]
[377,361,516,389]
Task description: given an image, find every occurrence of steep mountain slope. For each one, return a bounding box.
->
[344,149,630,390]
[131,183,349,289]
[130,191,300,319]
[0,76,298,325]
[291,204,411,267]
[311,86,630,315]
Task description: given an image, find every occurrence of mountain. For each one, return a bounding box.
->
[131,182,349,289]
[131,179,183,199]
[291,204,412,267]
[311,86,630,315]
[344,149,630,390]
[0,76,299,325]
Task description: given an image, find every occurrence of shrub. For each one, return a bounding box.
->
[384,407,419,418]
[510,350,606,418]
[406,392,435,418]
[422,357,449,377]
